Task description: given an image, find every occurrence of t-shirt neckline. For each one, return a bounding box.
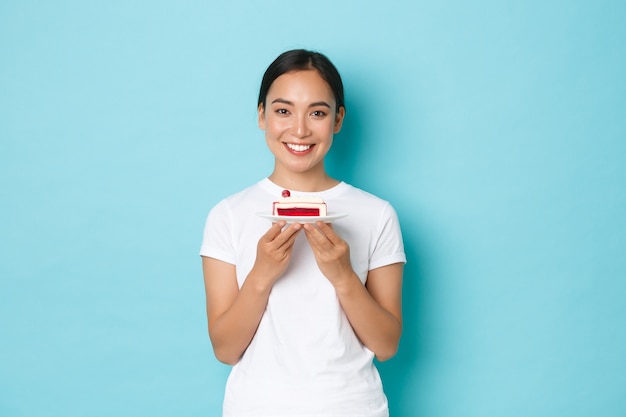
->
[260,178,349,200]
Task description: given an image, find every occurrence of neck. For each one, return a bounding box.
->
[268,168,339,192]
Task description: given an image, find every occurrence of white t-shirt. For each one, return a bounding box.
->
[200,178,406,417]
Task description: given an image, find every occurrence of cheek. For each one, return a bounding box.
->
[266,117,290,134]
[318,121,335,136]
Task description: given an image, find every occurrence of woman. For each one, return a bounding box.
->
[200,49,406,417]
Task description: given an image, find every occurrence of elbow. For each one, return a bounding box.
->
[211,343,241,366]
[374,344,399,362]
[373,328,401,362]
[214,350,240,366]
[212,342,241,365]
[208,330,241,365]
[375,353,395,362]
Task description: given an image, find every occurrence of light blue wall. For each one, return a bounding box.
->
[1,1,625,416]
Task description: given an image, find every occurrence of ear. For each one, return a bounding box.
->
[258,103,266,130]
[333,106,346,134]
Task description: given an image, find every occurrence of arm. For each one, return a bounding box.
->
[341,263,403,361]
[202,221,302,365]
[303,222,403,361]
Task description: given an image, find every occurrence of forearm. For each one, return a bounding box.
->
[209,271,272,365]
[205,222,302,365]
[334,273,402,361]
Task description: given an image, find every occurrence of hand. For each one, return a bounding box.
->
[303,221,354,287]
[251,221,302,287]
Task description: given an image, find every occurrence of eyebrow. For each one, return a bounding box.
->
[271,98,331,108]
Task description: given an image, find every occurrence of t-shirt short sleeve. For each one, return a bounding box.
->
[369,202,406,271]
[199,199,236,265]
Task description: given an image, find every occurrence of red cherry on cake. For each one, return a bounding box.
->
[281,190,291,197]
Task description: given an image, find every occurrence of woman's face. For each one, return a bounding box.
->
[258,69,345,178]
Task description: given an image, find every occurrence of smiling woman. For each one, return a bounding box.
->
[200,49,406,417]
[259,69,345,186]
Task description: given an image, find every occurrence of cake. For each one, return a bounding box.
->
[272,190,327,216]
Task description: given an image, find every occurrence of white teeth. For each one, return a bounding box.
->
[286,143,311,152]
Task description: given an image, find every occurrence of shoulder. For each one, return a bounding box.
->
[337,183,396,212]
[330,183,402,233]
[221,181,266,205]
[209,180,269,213]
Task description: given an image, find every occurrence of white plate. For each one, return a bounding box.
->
[256,212,348,224]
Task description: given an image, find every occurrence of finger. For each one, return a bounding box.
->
[274,223,302,249]
[314,221,344,245]
[303,222,331,248]
[262,221,286,242]
[304,221,336,241]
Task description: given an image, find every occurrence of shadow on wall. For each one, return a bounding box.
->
[325,81,368,187]
[326,74,430,414]
[377,216,429,415]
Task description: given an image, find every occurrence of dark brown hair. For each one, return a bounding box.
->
[258,49,345,113]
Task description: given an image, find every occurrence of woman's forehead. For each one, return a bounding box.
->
[267,70,334,102]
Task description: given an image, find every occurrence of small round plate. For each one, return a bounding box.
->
[256,212,348,224]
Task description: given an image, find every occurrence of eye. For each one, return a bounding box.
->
[276,108,289,115]
[311,110,327,118]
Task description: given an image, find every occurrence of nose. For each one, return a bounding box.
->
[291,114,311,138]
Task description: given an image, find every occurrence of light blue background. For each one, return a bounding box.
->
[1,1,625,416]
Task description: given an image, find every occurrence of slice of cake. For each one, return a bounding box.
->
[272,190,327,216]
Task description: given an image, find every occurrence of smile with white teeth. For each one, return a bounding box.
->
[286,143,312,152]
